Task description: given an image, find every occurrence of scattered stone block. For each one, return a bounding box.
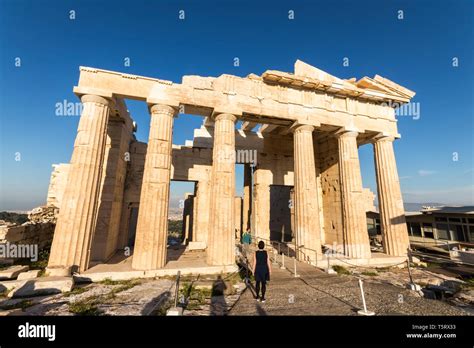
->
[0,265,29,280]
[8,276,73,298]
[187,241,207,251]
[0,279,24,293]
[166,306,183,316]
[45,266,71,277]
[193,281,213,290]
[17,270,41,280]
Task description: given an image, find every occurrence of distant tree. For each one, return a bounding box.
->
[0,211,28,225]
[168,219,183,236]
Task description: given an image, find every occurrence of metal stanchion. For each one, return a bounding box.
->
[166,271,183,316]
[174,271,181,307]
[325,251,336,274]
[293,257,299,278]
[281,253,285,269]
[357,278,375,316]
[406,249,421,291]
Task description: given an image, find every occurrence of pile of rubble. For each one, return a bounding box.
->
[27,206,59,224]
[0,205,58,257]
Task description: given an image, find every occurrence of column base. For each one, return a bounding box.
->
[45,266,72,277]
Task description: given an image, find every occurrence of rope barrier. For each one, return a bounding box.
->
[330,254,408,268]
[240,238,470,304]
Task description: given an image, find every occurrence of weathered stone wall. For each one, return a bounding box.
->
[252,134,294,240]
[172,145,212,244]
[182,193,195,242]
[0,222,55,250]
[269,185,292,242]
[46,163,70,208]
[362,188,376,212]
[117,140,146,249]
[234,196,242,239]
[91,115,134,263]
[318,137,343,246]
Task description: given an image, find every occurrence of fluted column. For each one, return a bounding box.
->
[293,125,322,262]
[48,94,111,273]
[337,131,371,259]
[242,164,252,232]
[132,104,176,270]
[192,180,210,244]
[253,183,270,240]
[373,136,409,256]
[207,113,237,266]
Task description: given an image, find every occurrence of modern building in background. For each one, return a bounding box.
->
[368,206,474,245]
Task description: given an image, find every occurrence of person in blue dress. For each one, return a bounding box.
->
[252,241,272,303]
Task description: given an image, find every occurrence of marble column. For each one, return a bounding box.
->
[242,164,252,232]
[337,131,371,259]
[254,183,270,240]
[373,136,409,256]
[193,180,210,245]
[48,94,111,273]
[90,118,128,263]
[293,125,322,262]
[132,104,176,270]
[207,113,237,266]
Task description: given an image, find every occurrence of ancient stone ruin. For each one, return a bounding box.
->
[45,60,415,275]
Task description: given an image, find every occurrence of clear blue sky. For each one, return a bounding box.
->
[0,0,473,211]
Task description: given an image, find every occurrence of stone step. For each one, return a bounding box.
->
[0,265,29,280]
[0,279,25,293]
[17,270,41,280]
[8,276,74,298]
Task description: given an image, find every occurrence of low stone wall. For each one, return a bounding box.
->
[0,222,55,250]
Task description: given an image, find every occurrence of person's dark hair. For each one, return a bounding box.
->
[258,241,265,250]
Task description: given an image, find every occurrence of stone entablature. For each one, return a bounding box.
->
[74,60,414,139]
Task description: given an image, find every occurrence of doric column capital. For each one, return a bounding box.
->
[213,113,237,123]
[81,94,112,106]
[372,133,396,143]
[292,124,314,133]
[149,104,178,117]
[336,130,359,139]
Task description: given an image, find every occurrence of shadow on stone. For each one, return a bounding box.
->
[390,215,406,225]
[210,276,228,315]
[255,302,267,316]
[142,290,172,315]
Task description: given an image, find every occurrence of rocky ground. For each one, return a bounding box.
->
[0,271,246,316]
[354,265,474,314]
[0,278,174,316]
[229,261,473,316]
[0,261,471,316]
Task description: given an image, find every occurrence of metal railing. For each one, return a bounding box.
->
[247,235,320,263]
[174,270,181,308]
[243,235,321,277]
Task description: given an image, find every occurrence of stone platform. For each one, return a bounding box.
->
[75,247,238,283]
